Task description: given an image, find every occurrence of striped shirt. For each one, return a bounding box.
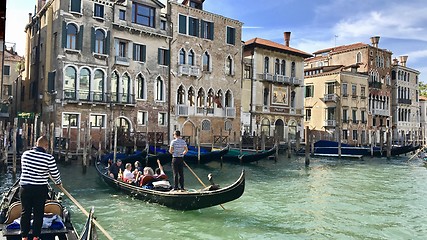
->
[20,147,62,186]
[170,138,187,157]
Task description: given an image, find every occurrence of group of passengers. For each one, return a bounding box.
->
[108,159,169,189]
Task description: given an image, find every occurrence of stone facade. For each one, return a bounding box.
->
[391,56,421,144]
[167,0,243,145]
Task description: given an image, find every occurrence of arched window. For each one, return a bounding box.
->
[226,56,233,75]
[291,62,296,77]
[264,87,269,105]
[201,119,211,131]
[79,68,91,100]
[177,85,185,104]
[197,88,205,107]
[111,71,119,102]
[66,24,78,49]
[203,52,210,71]
[188,87,195,106]
[264,57,269,73]
[64,66,77,99]
[95,29,105,54]
[216,90,223,108]
[261,118,270,136]
[136,74,146,100]
[93,69,104,101]
[188,50,195,66]
[179,48,186,65]
[224,120,232,131]
[275,59,280,74]
[122,73,130,103]
[356,52,362,63]
[207,89,214,108]
[225,90,232,107]
[155,77,164,101]
[281,60,286,75]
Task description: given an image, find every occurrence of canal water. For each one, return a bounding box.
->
[2,155,427,239]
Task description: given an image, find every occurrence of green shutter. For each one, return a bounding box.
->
[209,22,214,40]
[195,19,199,37]
[231,28,235,45]
[179,15,186,34]
[62,21,67,48]
[142,45,146,62]
[105,31,110,54]
[132,44,136,60]
[200,20,205,38]
[166,50,170,65]
[91,27,95,52]
[158,48,161,64]
[48,72,56,92]
[71,0,81,13]
[77,25,84,50]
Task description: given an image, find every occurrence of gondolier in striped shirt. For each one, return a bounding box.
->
[19,136,62,240]
[169,130,188,191]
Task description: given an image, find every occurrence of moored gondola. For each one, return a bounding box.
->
[0,181,97,240]
[95,160,245,211]
[222,145,277,163]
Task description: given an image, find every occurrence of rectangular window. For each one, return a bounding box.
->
[226,26,236,45]
[352,130,358,141]
[201,20,214,40]
[244,65,252,79]
[3,65,10,76]
[160,20,166,30]
[343,109,348,122]
[352,84,357,97]
[70,0,81,13]
[352,109,357,123]
[178,14,187,34]
[62,113,79,128]
[305,85,314,97]
[360,86,366,98]
[3,85,11,96]
[137,111,148,125]
[188,17,199,37]
[361,110,365,123]
[118,41,127,57]
[343,130,348,140]
[132,3,155,27]
[94,3,104,18]
[133,43,146,62]
[119,9,126,20]
[158,112,167,126]
[342,83,348,96]
[158,48,170,66]
[305,109,311,121]
[326,83,335,94]
[90,114,106,128]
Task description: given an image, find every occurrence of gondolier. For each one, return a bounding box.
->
[169,130,188,191]
[19,136,62,240]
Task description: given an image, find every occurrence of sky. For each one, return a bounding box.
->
[5,0,427,81]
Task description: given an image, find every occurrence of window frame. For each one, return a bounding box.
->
[90,114,106,128]
[62,112,80,128]
[93,3,104,19]
[131,2,155,28]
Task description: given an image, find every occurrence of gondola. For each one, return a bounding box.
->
[95,161,245,211]
[0,181,96,240]
[222,145,277,163]
[145,145,230,168]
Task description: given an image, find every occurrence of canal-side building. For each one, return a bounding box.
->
[22,0,170,150]
[2,47,24,121]
[305,36,393,145]
[167,0,243,145]
[0,0,7,121]
[391,56,421,144]
[419,95,427,145]
[242,33,311,141]
[303,65,369,145]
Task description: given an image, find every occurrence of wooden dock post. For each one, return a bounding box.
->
[113,124,118,162]
[261,131,266,151]
[305,126,310,166]
[287,131,291,158]
[197,127,201,164]
[65,124,71,163]
[386,128,391,159]
[233,131,237,148]
[274,128,279,162]
[12,118,18,174]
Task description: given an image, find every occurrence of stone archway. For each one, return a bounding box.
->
[275,119,285,141]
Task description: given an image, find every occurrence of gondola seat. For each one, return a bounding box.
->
[4,201,63,224]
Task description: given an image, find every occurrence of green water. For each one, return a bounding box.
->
[2,155,427,239]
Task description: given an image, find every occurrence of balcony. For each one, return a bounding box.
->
[398,99,412,104]
[290,77,302,86]
[258,73,274,82]
[323,93,338,102]
[274,74,291,84]
[178,65,201,77]
[368,81,382,89]
[371,109,390,116]
[115,56,130,66]
[324,120,336,127]
[225,107,236,118]
[176,104,188,116]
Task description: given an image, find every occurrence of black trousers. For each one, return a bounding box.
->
[172,157,184,189]
[19,185,48,238]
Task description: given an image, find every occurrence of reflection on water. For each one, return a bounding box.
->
[2,156,427,239]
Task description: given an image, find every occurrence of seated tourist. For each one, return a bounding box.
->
[108,159,124,179]
[154,159,168,180]
[139,167,155,187]
[123,163,135,183]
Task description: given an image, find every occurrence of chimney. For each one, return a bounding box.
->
[370,36,380,48]
[28,13,32,22]
[400,56,408,67]
[284,32,291,47]
[392,58,399,65]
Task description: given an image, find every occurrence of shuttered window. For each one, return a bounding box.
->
[179,14,186,34]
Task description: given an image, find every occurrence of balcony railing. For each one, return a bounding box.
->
[176,104,188,116]
[323,93,338,102]
[258,73,274,82]
[225,107,236,118]
[178,65,201,77]
[115,56,130,66]
[398,99,412,104]
[324,119,336,127]
[291,77,302,86]
[371,109,389,116]
[274,74,291,84]
[63,90,134,105]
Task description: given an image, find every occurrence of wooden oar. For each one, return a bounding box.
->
[407,144,427,162]
[51,179,114,240]
[183,161,226,210]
